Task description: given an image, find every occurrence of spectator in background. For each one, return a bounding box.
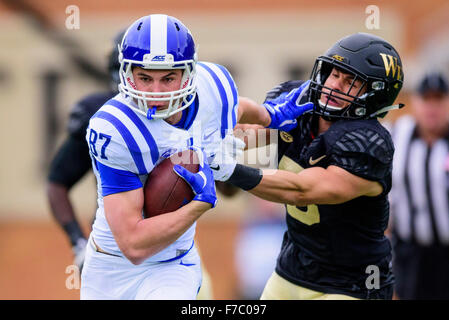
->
[390,71,449,299]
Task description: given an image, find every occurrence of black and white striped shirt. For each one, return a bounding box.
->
[390,115,449,246]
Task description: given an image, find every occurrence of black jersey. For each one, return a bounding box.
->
[267,81,395,299]
[48,91,116,188]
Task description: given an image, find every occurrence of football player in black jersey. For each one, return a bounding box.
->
[227,33,404,299]
[46,30,124,270]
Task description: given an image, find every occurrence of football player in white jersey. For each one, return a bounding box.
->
[81,14,312,300]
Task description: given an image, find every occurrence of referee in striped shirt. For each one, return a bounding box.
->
[390,71,449,299]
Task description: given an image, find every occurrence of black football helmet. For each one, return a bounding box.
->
[308,32,404,120]
[107,29,126,88]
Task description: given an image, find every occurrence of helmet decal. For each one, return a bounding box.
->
[379,53,403,81]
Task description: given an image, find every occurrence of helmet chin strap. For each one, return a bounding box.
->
[318,99,405,119]
[369,103,405,118]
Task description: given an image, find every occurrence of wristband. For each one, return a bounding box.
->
[62,220,85,246]
[227,164,263,191]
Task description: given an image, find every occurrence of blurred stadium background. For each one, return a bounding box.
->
[0,0,448,299]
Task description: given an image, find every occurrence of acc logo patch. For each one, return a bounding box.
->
[332,54,345,62]
[280,131,293,143]
[151,55,166,62]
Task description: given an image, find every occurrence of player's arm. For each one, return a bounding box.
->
[47,136,92,228]
[237,81,313,130]
[103,148,216,265]
[235,97,271,149]
[104,188,211,265]
[237,96,271,127]
[235,81,313,150]
[234,123,271,149]
[226,126,391,206]
[236,86,307,149]
[46,182,84,242]
[88,119,217,265]
[47,134,93,268]
[47,97,101,250]
[249,165,383,206]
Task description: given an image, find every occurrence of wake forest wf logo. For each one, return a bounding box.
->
[379,53,402,81]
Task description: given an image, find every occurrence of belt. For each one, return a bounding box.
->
[90,237,194,261]
[91,237,122,257]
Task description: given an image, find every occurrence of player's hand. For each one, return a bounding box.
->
[209,134,246,182]
[173,147,217,208]
[72,237,88,272]
[264,80,314,131]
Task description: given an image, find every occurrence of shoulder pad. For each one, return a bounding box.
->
[326,120,394,182]
[86,101,165,176]
[328,120,393,162]
[67,91,115,137]
[196,62,238,136]
[87,114,142,175]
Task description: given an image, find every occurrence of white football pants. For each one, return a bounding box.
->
[80,235,202,300]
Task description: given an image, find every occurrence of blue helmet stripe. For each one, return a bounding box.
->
[106,99,159,165]
[197,62,229,138]
[92,111,147,175]
[216,64,238,128]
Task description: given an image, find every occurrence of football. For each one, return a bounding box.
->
[143,149,199,218]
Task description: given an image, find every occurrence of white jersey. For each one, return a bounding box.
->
[86,62,238,263]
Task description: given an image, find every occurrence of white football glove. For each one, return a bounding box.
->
[72,238,88,272]
[209,134,246,181]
